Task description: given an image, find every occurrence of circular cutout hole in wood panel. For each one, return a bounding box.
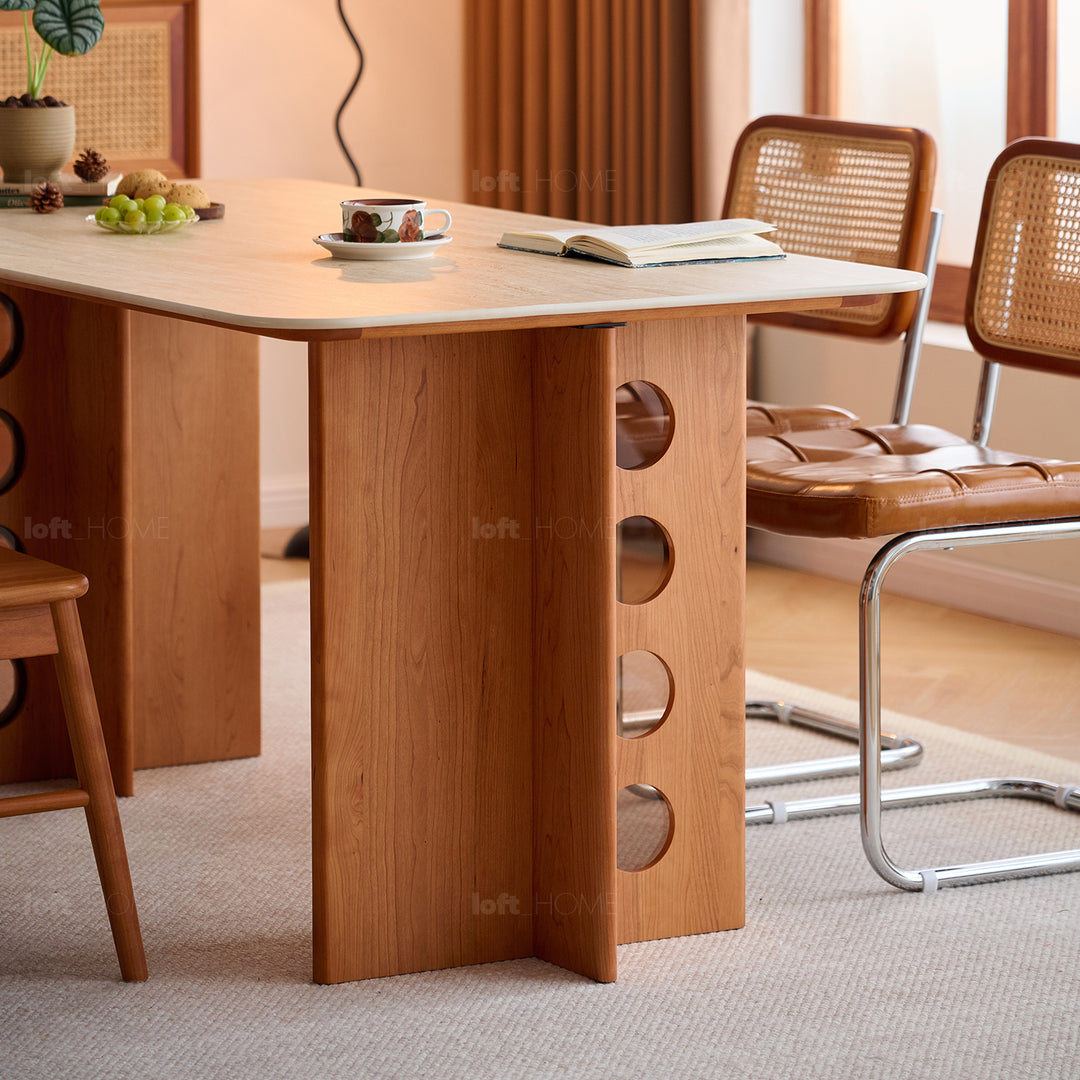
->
[617,650,673,738]
[616,381,673,470]
[617,784,673,871]
[617,516,673,604]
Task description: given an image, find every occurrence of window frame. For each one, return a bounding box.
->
[805,0,1056,323]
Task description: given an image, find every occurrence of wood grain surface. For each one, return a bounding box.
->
[0,179,927,338]
[0,289,260,793]
[614,317,746,944]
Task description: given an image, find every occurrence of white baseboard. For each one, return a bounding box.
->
[749,531,1080,639]
[260,480,309,530]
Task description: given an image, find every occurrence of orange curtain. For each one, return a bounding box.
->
[465,0,749,225]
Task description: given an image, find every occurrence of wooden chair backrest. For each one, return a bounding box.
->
[724,114,936,341]
[967,137,1080,378]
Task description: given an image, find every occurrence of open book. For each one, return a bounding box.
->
[497,218,784,268]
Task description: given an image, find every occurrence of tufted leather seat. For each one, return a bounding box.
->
[745,400,860,438]
[746,424,1080,539]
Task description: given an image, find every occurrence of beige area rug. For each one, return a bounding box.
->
[2,579,1079,1080]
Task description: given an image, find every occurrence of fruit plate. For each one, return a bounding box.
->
[88,214,197,235]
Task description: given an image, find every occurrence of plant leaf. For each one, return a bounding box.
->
[32,0,103,56]
[0,2,36,12]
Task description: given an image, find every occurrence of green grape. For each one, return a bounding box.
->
[124,209,146,227]
[133,198,145,210]
[144,206,164,224]
[143,194,166,212]
[183,205,196,220]
[94,205,110,222]
[162,203,185,221]
[109,194,131,211]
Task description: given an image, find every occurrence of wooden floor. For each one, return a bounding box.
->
[261,528,1080,766]
[746,561,1080,766]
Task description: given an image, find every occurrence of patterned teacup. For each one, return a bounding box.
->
[340,198,452,243]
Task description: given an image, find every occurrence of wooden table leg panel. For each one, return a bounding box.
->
[613,317,746,945]
[0,290,261,793]
[310,319,744,982]
[128,312,261,770]
[531,326,618,983]
[309,332,536,984]
[0,288,133,791]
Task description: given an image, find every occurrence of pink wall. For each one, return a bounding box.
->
[200,0,466,200]
[198,0,466,522]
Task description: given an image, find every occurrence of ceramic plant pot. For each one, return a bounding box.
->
[0,104,76,185]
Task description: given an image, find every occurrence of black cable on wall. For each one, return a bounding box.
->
[334,0,364,186]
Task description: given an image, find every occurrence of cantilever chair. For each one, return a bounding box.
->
[722,114,941,784]
[744,137,1080,890]
[0,547,147,978]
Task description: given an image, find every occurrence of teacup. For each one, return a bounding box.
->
[341,198,452,243]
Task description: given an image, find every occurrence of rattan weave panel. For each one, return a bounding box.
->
[971,154,1080,372]
[728,127,919,330]
[0,22,172,166]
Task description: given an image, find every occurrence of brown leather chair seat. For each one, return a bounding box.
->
[748,422,969,462]
[747,423,1080,539]
[746,401,860,438]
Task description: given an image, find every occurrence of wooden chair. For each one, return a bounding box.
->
[743,138,1080,890]
[722,114,940,785]
[0,547,146,979]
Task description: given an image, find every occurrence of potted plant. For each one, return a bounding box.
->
[0,0,105,184]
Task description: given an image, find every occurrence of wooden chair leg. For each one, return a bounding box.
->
[51,598,147,982]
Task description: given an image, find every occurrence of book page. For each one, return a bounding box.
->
[497,227,589,255]
[500,227,587,244]
[573,231,782,266]
[579,219,775,255]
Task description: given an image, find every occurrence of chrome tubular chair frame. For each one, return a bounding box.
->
[888,208,943,425]
[745,699,923,787]
[860,522,1080,890]
[750,520,1080,892]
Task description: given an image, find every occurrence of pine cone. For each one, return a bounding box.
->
[28,181,63,213]
[73,147,109,182]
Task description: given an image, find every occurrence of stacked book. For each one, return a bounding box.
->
[0,172,121,208]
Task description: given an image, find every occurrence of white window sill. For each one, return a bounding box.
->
[922,320,973,352]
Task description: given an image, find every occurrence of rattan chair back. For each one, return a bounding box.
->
[724,115,936,340]
[967,138,1080,378]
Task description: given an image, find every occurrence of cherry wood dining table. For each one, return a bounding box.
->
[0,178,925,983]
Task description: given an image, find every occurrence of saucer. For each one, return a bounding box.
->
[313,233,453,260]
